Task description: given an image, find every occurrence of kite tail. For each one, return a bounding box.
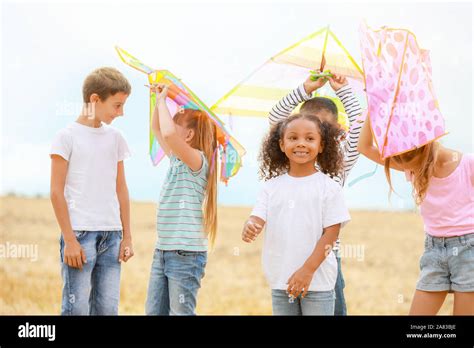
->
[348,163,379,188]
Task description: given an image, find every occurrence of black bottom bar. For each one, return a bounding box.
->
[1,315,473,346]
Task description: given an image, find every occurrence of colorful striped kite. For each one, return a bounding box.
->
[211,26,367,131]
[116,46,246,184]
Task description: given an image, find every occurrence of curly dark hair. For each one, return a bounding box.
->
[259,113,344,181]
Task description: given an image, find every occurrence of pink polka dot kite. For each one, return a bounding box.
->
[359,22,447,159]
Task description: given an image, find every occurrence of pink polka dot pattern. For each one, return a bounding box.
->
[359,23,446,159]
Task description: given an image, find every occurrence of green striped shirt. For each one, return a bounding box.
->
[156,151,209,251]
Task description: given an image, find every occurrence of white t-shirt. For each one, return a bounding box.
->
[50,122,131,231]
[251,172,351,291]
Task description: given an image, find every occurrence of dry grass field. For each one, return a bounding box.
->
[0,196,455,315]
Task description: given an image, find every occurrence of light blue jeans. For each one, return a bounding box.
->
[271,289,335,315]
[60,230,122,315]
[334,253,347,315]
[146,249,207,315]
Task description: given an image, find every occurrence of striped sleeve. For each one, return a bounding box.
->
[335,85,363,179]
[268,84,312,125]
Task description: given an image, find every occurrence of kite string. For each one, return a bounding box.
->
[348,163,379,188]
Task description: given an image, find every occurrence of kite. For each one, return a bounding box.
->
[115,46,246,184]
[211,26,367,131]
[359,22,447,159]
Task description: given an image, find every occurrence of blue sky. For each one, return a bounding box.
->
[1,0,472,210]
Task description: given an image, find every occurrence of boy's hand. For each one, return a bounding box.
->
[242,220,263,243]
[328,73,348,91]
[286,265,314,299]
[303,75,327,95]
[119,237,134,262]
[64,238,87,270]
[151,83,169,103]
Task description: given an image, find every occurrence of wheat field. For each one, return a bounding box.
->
[0,196,455,315]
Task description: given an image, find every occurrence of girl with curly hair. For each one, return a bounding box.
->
[241,113,351,315]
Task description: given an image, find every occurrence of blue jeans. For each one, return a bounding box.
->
[60,230,122,315]
[334,253,347,315]
[146,249,207,315]
[271,289,335,315]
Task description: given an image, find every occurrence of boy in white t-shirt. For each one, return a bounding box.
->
[50,67,134,315]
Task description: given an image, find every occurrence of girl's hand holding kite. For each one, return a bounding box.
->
[149,83,170,102]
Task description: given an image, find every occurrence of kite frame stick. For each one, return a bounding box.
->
[320,26,330,71]
[329,30,364,75]
[380,30,409,159]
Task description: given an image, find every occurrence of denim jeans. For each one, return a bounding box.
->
[146,249,207,315]
[60,230,122,315]
[271,289,335,315]
[417,233,474,292]
[334,253,347,315]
